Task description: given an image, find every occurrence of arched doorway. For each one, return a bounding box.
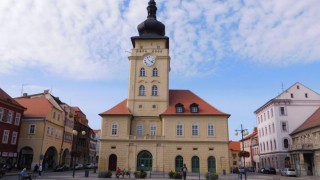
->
[43,146,58,170]
[285,157,290,168]
[18,147,33,170]
[108,154,117,171]
[175,155,183,172]
[62,149,71,167]
[208,156,216,173]
[191,156,200,172]
[137,150,152,171]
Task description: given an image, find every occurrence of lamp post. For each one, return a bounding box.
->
[235,124,249,180]
[72,130,86,178]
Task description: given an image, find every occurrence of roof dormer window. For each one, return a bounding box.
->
[190,103,199,113]
[175,103,184,113]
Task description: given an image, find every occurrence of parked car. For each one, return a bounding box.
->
[246,167,255,172]
[73,164,83,170]
[286,168,297,177]
[280,168,289,176]
[238,167,245,174]
[258,167,265,173]
[54,164,70,172]
[85,163,95,169]
[268,167,276,174]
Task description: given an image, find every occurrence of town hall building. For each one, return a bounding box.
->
[98,0,230,175]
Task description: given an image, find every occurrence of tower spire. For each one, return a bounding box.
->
[147,0,157,19]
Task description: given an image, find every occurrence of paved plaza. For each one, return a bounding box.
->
[2,170,320,180]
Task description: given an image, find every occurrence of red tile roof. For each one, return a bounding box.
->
[291,107,320,135]
[100,90,229,117]
[162,90,229,116]
[229,141,241,151]
[100,99,131,116]
[15,98,52,117]
[0,88,26,109]
[240,127,258,141]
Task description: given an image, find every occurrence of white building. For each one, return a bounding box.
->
[254,82,320,170]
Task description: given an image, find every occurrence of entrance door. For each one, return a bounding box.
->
[137,151,152,171]
[192,156,200,172]
[108,154,117,171]
[208,156,216,173]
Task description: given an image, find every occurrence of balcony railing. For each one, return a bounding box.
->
[129,135,165,140]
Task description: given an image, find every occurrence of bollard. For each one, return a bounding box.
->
[85,169,89,177]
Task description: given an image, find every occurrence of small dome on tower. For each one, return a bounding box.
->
[137,0,165,37]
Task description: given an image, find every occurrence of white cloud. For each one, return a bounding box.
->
[0,0,319,80]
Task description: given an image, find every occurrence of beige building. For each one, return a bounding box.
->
[290,107,320,177]
[15,96,65,169]
[98,0,230,175]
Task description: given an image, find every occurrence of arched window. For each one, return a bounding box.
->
[139,85,145,96]
[137,123,143,136]
[137,151,152,171]
[152,85,158,96]
[140,68,146,76]
[152,68,158,76]
[176,123,184,136]
[111,122,118,135]
[192,156,200,172]
[175,156,183,172]
[274,139,277,149]
[283,138,289,149]
[192,123,199,136]
[207,156,216,173]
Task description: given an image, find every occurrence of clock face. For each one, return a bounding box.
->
[143,55,156,66]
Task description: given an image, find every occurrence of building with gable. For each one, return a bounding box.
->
[98,0,230,175]
[290,107,320,177]
[254,82,320,170]
[0,88,26,169]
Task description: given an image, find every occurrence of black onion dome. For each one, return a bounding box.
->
[137,0,165,37]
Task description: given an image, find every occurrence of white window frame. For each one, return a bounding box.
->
[7,110,13,123]
[29,124,36,134]
[280,107,286,116]
[2,130,10,144]
[14,113,21,125]
[207,123,214,137]
[281,121,288,132]
[139,85,145,96]
[150,124,156,136]
[176,106,183,113]
[111,122,118,136]
[137,123,143,136]
[0,107,3,121]
[11,131,18,145]
[152,68,158,76]
[152,85,158,96]
[140,68,146,76]
[192,123,199,136]
[176,123,183,136]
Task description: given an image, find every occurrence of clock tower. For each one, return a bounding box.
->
[128,0,170,116]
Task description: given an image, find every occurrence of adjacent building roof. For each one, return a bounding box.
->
[291,107,320,135]
[0,88,26,110]
[240,127,258,142]
[229,141,241,151]
[15,98,52,117]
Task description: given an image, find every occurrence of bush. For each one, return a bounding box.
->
[98,170,112,178]
[205,172,219,180]
[134,170,147,178]
[169,170,182,179]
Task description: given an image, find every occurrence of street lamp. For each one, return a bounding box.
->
[235,124,249,180]
[72,130,86,178]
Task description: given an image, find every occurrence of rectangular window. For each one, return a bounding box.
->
[265,127,267,135]
[53,112,56,119]
[280,107,286,115]
[191,106,198,113]
[269,125,271,134]
[2,130,10,143]
[111,123,118,135]
[0,108,3,121]
[11,131,18,144]
[29,125,36,134]
[305,93,308,98]
[192,124,198,136]
[281,122,288,132]
[208,124,214,136]
[176,124,183,136]
[272,123,275,133]
[14,113,21,125]
[176,107,183,113]
[137,124,143,136]
[150,125,156,136]
[271,108,274,117]
[6,110,13,123]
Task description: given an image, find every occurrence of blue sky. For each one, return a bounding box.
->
[1,0,320,141]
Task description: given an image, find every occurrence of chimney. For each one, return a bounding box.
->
[23,93,28,97]
[44,89,49,94]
